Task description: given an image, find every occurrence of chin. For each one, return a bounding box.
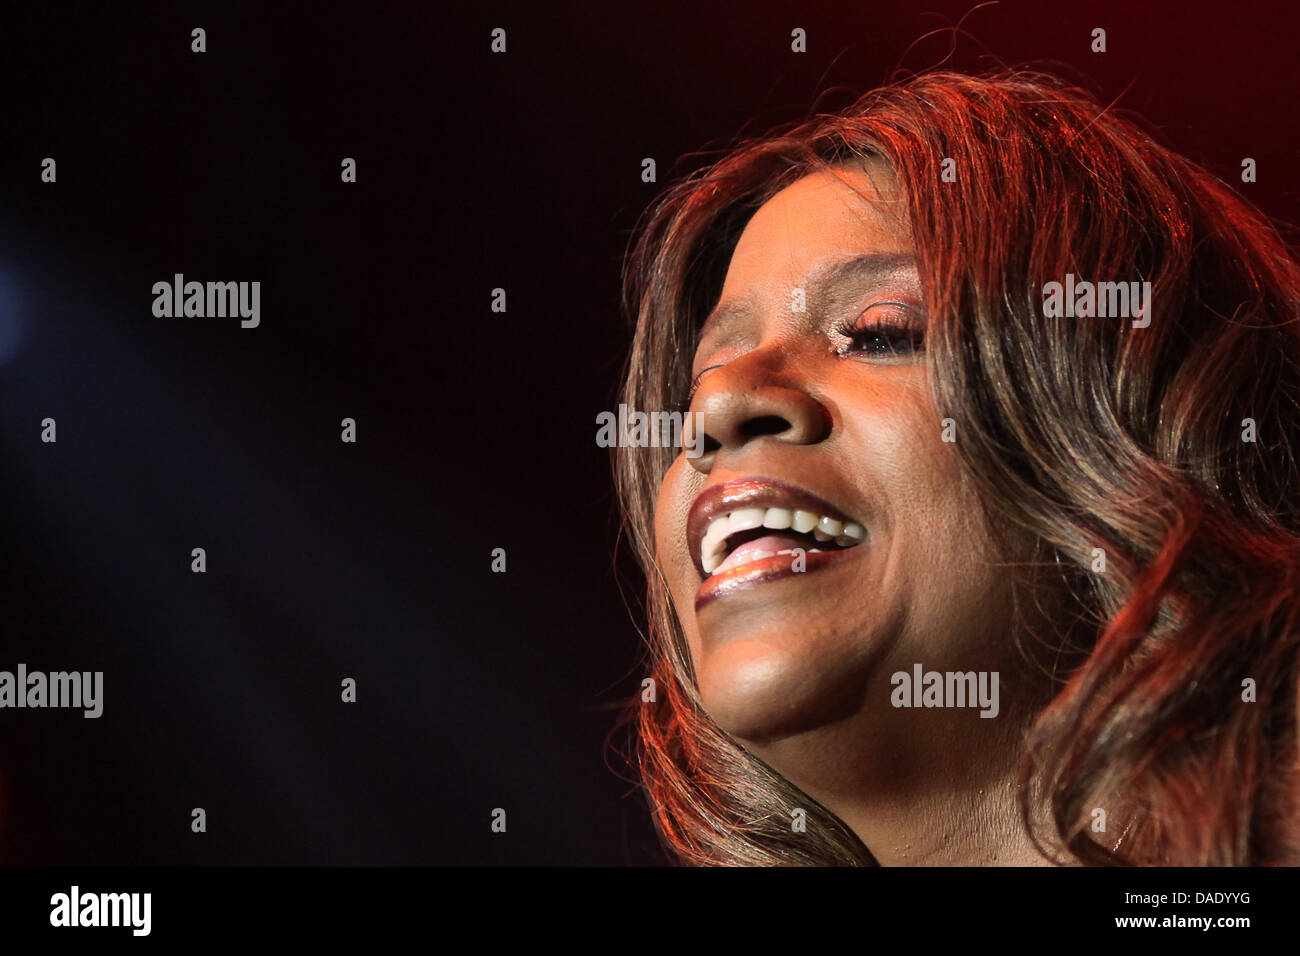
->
[696,633,870,743]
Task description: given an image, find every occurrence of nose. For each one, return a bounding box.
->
[687,346,831,474]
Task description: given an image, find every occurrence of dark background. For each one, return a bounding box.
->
[0,0,1295,865]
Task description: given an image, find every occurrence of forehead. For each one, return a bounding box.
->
[720,160,911,296]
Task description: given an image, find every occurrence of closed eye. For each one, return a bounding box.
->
[681,363,724,412]
[834,303,926,359]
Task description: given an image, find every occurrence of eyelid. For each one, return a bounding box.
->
[834,300,927,360]
[834,300,925,339]
[848,299,924,325]
[686,363,723,402]
[685,299,924,403]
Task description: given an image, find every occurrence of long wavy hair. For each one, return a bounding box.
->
[612,70,1300,866]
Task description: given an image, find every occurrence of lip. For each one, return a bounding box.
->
[686,476,865,583]
[693,547,861,612]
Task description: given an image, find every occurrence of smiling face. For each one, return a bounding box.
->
[653,161,1035,792]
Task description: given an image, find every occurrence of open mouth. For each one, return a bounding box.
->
[701,507,867,577]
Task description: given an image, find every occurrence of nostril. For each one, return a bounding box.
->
[739,415,792,440]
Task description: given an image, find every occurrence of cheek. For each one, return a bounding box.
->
[884,418,979,546]
[847,381,1009,638]
[872,399,1014,657]
[653,457,700,595]
[653,458,708,667]
[842,374,959,532]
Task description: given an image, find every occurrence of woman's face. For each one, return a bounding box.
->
[653,161,1031,791]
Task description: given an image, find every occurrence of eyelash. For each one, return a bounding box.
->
[681,365,721,412]
[680,305,925,410]
[833,305,926,359]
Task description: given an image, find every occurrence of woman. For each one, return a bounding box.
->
[614,70,1300,865]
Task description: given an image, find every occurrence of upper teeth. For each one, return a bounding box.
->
[701,507,866,575]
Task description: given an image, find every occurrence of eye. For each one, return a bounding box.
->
[680,364,723,412]
[834,303,926,359]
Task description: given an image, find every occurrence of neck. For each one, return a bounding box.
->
[743,692,1061,865]
[837,766,1056,865]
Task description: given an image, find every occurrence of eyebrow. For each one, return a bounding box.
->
[697,252,918,340]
